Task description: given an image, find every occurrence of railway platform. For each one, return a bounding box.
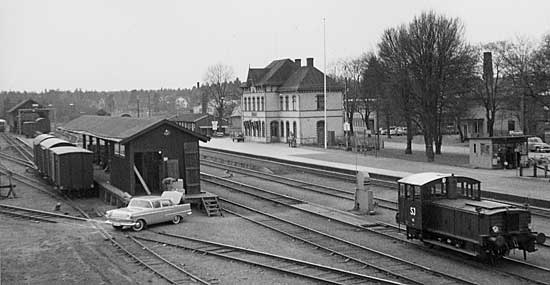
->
[201,138,550,203]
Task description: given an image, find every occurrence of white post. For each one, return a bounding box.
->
[323,17,327,149]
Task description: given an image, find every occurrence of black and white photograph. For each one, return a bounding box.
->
[1,0,550,284]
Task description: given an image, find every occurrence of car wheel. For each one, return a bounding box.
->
[132,219,146,232]
[172,215,182,224]
[112,225,123,230]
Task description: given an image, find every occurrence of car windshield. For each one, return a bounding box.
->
[129,199,152,208]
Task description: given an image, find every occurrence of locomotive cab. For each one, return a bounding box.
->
[397,172,480,240]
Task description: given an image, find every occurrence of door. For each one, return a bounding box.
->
[183,141,200,194]
[403,184,422,230]
[316,121,325,146]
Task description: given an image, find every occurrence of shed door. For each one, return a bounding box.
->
[183,141,200,194]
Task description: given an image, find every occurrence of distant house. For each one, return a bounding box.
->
[461,105,520,138]
[241,58,344,145]
[192,100,216,115]
[170,113,229,137]
[6,98,50,134]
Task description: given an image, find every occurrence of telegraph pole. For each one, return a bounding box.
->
[323,17,327,149]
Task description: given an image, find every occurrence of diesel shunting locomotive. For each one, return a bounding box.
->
[396,172,546,260]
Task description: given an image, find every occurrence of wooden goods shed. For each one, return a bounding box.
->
[61,115,210,196]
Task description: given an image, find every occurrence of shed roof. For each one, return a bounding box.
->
[7,99,41,114]
[50,146,93,155]
[60,115,210,143]
[170,113,210,122]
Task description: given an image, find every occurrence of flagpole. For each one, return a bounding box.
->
[323,17,327,149]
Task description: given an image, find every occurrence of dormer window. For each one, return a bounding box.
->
[251,86,256,93]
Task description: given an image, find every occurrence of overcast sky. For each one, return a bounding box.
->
[1,0,549,92]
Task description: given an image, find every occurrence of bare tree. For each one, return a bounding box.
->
[377,11,475,161]
[203,63,235,123]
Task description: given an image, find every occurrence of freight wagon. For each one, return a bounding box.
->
[50,146,94,194]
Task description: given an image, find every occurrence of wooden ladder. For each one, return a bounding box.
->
[201,197,223,217]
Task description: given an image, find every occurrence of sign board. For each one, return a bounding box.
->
[212,121,218,131]
[343,122,350,131]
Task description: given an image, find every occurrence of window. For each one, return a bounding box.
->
[260,97,264,111]
[161,200,172,207]
[292,96,296,110]
[508,120,515,131]
[280,96,284,111]
[114,143,126,157]
[252,97,256,111]
[248,98,251,111]
[152,200,161,208]
[474,143,477,153]
[316,95,325,110]
[285,96,289,111]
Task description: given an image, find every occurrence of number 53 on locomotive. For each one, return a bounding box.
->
[396,172,546,260]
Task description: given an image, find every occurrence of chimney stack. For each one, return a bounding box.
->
[306,57,314,67]
[200,82,207,115]
[294,58,301,67]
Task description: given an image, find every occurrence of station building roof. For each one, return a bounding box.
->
[60,115,210,144]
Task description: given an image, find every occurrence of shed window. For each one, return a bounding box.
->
[114,143,126,158]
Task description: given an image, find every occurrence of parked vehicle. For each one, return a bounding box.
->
[232,133,244,142]
[395,127,407,136]
[397,172,545,260]
[105,191,192,231]
[527,137,550,152]
[212,131,225,137]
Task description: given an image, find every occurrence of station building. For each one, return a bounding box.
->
[60,115,210,197]
[241,58,344,146]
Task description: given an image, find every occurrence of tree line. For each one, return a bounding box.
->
[0,78,242,123]
[331,11,550,161]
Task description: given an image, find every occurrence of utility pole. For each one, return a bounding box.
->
[323,17,327,149]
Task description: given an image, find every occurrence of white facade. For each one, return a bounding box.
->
[242,88,344,145]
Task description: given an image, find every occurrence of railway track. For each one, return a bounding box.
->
[135,232,400,285]
[202,172,550,285]
[0,133,217,284]
[0,133,34,166]
[202,149,550,246]
[108,234,212,285]
[0,203,89,224]
[202,173,478,285]
[202,159,398,211]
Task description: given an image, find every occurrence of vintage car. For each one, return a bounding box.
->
[528,137,550,153]
[105,191,191,231]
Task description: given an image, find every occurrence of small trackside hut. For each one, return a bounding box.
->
[60,115,221,214]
